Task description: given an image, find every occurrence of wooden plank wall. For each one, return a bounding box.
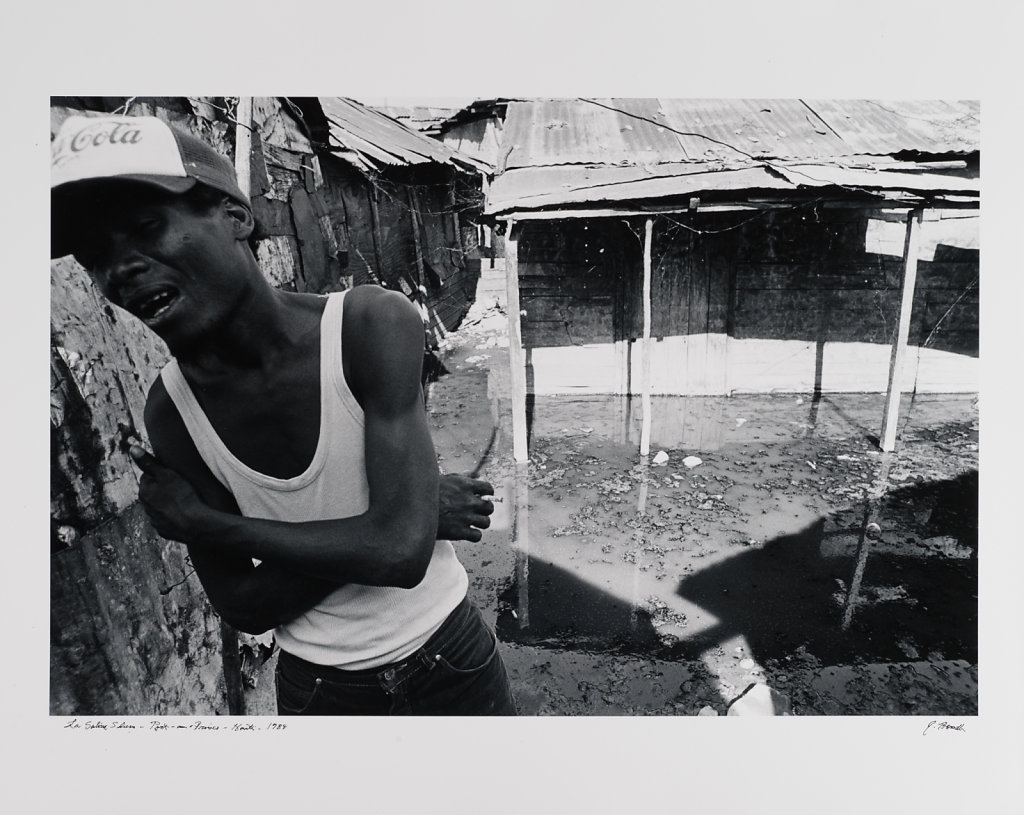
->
[518,207,978,396]
[518,219,635,347]
[416,177,477,332]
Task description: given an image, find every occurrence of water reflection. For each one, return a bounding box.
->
[496,433,977,669]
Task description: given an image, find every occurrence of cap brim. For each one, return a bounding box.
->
[50,175,197,259]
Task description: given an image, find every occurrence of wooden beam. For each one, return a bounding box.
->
[407,187,426,288]
[367,186,384,284]
[640,217,653,456]
[234,96,253,200]
[505,220,529,462]
[513,463,530,627]
[879,209,924,452]
[486,196,976,223]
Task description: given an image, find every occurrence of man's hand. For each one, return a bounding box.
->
[438,473,495,542]
[130,444,212,543]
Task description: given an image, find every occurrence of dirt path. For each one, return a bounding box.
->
[427,269,978,716]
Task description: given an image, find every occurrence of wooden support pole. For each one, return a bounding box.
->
[368,186,385,284]
[879,209,923,452]
[407,187,426,289]
[406,187,435,335]
[234,97,253,200]
[505,220,529,462]
[639,217,654,457]
[513,463,530,628]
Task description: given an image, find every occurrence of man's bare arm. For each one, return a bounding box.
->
[143,390,495,632]
[143,381,338,633]
[136,288,450,587]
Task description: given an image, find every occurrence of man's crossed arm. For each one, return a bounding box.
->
[134,288,495,634]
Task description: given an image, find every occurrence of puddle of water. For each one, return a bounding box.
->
[433,323,978,712]
[487,394,977,670]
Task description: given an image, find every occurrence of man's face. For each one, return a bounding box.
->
[65,183,254,352]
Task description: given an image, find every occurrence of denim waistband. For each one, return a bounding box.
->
[277,594,472,684]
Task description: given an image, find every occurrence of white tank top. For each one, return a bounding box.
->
[160,290,468,669]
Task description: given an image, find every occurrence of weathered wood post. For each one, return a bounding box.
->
[640,217,654,456]
[505,219,529,462]
[880,208,923,452]
[234,96,253,199]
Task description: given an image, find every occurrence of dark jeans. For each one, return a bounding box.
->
[275,596,517,715]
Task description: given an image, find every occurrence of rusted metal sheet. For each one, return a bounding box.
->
[372,105,459,135]
[486,165,792,214]
[488,98,979,214]
[653,98,849,161]
[774,164,979,194]
[805,99,979,155]
[320,97,475,171]
[501,98,978,170]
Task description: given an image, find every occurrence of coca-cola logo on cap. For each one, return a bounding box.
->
[52,120,146,168]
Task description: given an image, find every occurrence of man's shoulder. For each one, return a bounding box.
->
[341,285,425,402]
[342,285,423,353]
[343,284,419,326]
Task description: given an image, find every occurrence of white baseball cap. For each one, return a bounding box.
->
[51,114,250,257]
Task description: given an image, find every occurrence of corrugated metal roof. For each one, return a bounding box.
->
[773,164,980,193]
[487,98,979,214]
[319,97,475,172]
[486,165,791,214]
[371,106,458,134]
[485,161,979,215]
[501,98,978,170]
[805,99,979,155]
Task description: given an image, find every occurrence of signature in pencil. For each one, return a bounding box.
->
[922,720,966,735]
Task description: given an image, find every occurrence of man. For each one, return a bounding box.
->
[50,113,517,715]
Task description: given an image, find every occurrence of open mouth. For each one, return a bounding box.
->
[125,286,181,324]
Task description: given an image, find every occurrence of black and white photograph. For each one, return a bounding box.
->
[7,3,1024,812]
[48,94,981,718]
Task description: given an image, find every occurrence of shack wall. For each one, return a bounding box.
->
[51,257,229,715]
[516,207,978,396]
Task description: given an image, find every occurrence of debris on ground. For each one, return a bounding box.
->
[727,683,792,716]
[429,270,979,717]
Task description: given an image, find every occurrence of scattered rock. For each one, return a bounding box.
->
[697,705,719,716]
[739,658,755,670]
[653,451,670,466]
[683,456,703,469]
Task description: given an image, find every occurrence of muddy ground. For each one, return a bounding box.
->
[426,267,978,717]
